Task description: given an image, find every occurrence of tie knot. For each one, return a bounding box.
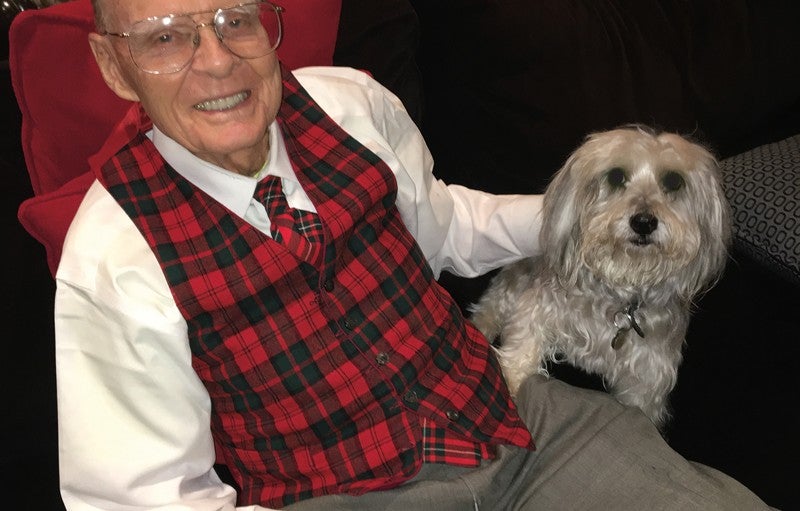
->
[254,175,285,213]
[253,174,324,264]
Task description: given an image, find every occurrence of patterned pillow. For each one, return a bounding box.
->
[721,134,800,285]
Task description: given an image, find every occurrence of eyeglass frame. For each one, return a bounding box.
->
[100,1,284,75]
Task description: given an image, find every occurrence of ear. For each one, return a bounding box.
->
[705,160,733,261]
[88,32,141,102]
[540,154,583,283]
[689,157,733,295]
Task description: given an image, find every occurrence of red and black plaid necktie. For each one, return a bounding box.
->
[254,175,324,264]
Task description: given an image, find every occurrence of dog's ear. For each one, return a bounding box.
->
[540,152,584,284]
[683,156,733,298]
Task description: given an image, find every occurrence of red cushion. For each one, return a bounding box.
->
[10,0,341,275]
[17,172,98,275]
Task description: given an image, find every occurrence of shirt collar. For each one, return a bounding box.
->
[149,123,298,218]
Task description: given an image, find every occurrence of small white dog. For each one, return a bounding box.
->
[470,126,731,428]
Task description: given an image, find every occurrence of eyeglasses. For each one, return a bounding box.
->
[102,1,283,75]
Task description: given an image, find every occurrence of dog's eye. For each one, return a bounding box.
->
[661,171,685,193]
[606,167,626,189]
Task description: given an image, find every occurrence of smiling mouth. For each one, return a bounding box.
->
[194,91,251,112]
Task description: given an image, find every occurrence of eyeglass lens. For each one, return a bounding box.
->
[127,2,281,74]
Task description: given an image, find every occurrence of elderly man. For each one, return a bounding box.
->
[54,0,774,509]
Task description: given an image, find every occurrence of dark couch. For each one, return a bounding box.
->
[3,0,799,509]
[344,1,800,509]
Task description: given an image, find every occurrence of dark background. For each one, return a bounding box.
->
[3,0,799,509]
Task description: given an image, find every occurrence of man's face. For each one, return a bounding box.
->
[90,0,282,175]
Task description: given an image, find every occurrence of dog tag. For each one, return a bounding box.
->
[612,302,645,350]
[630,315,645,338]
[612,329,628,350]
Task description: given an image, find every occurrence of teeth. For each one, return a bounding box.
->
[194,91,250,111]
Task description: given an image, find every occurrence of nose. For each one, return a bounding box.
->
[630,212,658,236]
[191,25,236,73]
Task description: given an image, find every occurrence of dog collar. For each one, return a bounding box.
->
[611,300,645,350]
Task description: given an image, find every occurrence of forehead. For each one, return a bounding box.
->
[585,130,705,173]
[104,0,234,25]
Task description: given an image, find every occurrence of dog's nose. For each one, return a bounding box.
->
[630,212,658,235]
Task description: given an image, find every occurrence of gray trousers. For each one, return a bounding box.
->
[284,375,773,510]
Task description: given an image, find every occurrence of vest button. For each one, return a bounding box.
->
[323,279,334,292]
[342,316,357,330]
[446,410,460,421]
[403,390,419,404]
[375,352,390,365]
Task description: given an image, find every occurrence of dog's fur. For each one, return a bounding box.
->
[470,126,731,428]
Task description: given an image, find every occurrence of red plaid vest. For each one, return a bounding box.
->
[97,68,533,507]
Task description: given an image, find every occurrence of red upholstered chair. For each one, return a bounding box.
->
[10,0,342,275]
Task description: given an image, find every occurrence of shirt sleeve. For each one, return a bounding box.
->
[374,79,545,278]
[296,67,544,279]
[55,184,277,511]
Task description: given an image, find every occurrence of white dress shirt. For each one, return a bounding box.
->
[55,66,543,510]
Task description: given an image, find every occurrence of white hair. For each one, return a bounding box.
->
[470,126,731,429]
